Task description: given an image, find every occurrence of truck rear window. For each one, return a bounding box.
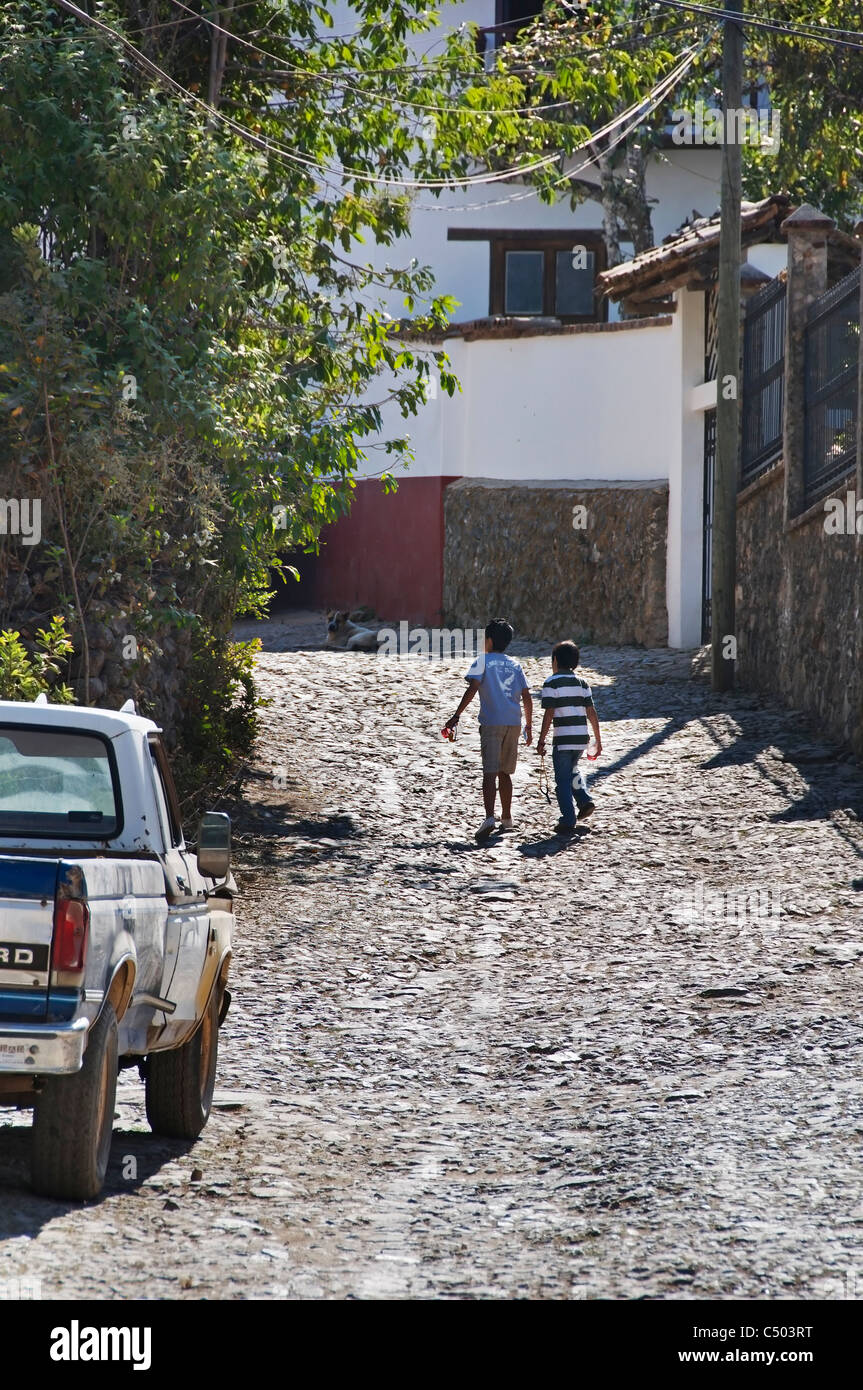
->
[0,726,120,837]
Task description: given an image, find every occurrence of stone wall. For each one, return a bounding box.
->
[443,478,669,647]
[736,463,863,756]
[3,564,195,743]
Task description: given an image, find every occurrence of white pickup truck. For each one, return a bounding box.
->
[0,697,235,1200]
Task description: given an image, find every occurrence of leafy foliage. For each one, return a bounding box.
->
[171,635,263,808]
[0,0,470,793]
[446,1,863,254]
[737,1,863,223]
[0,618,74,703]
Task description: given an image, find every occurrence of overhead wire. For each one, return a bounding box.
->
[647,0,863,52]
[149,0,711,94]
[43,1,719,311]
[45,5,845,263]
[411,32,713,211]
[47,0,561,188]
[50,0,709,195]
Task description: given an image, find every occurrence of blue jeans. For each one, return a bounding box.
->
[552,746,592,826]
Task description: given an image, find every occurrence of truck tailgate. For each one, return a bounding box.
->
[0,857,57,1021]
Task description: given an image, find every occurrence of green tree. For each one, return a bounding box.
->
[0,618,74,703]
[738,1,863,223]
[0,0,476,784]
[448,1,863,258]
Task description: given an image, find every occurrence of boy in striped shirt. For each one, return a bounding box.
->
[536,641,602,835]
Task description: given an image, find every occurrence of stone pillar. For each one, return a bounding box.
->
[667,287,705,649]
[780,205,834,521]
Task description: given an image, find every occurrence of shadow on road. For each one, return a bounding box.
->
[694,713,863,844]
[518,828,592,858]
[559,647,863,861]
[0,1120,194,1232]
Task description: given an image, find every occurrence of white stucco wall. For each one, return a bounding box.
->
[457,328,678,479]
[746,242,787,279]
[363,319,677,483]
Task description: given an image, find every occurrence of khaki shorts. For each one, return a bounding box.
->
[480,724,520,775]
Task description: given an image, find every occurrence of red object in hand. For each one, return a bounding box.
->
[441,725,456,741]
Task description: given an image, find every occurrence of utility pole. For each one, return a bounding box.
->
[711,0,744,692]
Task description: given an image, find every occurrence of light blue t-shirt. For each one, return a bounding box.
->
[465,651,528,727]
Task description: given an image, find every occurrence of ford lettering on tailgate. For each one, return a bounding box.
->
[0,943,50,970]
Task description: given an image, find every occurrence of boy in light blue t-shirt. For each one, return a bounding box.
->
[444,618,533,842]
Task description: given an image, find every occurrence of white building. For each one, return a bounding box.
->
[309,2,785,644]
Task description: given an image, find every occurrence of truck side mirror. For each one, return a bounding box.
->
[196,812,231,879]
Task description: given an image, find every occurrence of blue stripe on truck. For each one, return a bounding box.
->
[0,987,79,1022]
[47,989,80,1022]
[0,859,58,901]
[0,987,50,1019]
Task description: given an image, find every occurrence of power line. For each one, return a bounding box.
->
[47,0,560,189]
[412,34,713,212]
[649,0,863,52]
[158,0,713,97]
[49,0,708,196]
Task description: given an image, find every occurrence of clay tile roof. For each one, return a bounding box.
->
[598,194,792,302]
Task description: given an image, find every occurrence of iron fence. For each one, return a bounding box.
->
[803,265,860,509]
[741,276,786,487]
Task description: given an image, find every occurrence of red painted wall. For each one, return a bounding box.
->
[313,476,459,626]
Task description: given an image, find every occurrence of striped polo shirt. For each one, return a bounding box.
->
[540,671,594,750]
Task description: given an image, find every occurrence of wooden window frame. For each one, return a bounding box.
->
[449,228,608,323]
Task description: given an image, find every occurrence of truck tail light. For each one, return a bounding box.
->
[51,898,90,978]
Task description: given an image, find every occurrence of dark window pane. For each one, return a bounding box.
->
[501,0,543,21]
[555,248,596,316]
[505,251,544,315]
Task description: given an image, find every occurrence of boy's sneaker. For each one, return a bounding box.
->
[475,816,496,843]
[500,818,514,832]
[555,819,576,836]
[577,801,596,822]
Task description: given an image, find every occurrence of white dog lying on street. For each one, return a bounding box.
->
[325,610,381,651]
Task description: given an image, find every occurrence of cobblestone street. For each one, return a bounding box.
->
[2,617,863,1300]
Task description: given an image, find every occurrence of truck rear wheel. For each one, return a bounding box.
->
[145,986,219,1139]
[31,1002,118,1201]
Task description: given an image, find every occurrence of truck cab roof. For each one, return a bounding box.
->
[0,700,161,741]
[0,700,170,854]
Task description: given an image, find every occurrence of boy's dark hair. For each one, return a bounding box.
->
[485,618,514,652]
[553,641,580,670]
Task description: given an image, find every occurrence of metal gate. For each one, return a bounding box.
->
[741,276,786,487]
